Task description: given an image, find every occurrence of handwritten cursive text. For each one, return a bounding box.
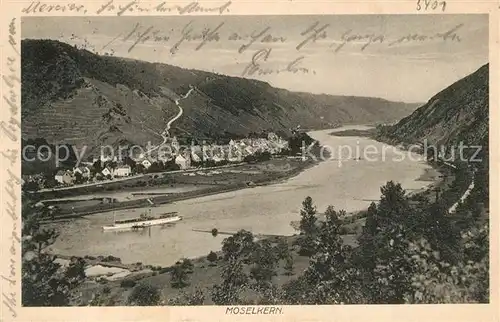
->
[241,48,312,77]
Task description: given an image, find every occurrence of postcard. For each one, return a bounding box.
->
[1,1,498,321]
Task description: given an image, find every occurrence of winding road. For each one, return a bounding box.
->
[146,86,195,154]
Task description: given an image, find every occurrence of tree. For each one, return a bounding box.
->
[256,284,285,305]
[29,225,59,255]
[249,239,278,287]
[281,276,316,305]
[296,196,318,256]
[74,172,84,184]
[355,202,379,269]
[211,259,248,305]
[377,181,410,226]
[221,230,255,262]
[22,180,40,192]
[361,181,440,304]
[374,238,415,304]
[127,283,162,306]
[135,163,145,174]
[404,232,488,304]
[168,288,206,305]
[288,132,315,156]
[22,252,70,306]
[170,261,190,288]
[92,160,103,174]
[104,161,118,170]
[303,206,360,304]
[207,251,218,266]
[88,289,114,306]
[180,258,194,274]
[147,161,164,173]
[43,176,58,189]
[123,156,137,168]
[284,255,294,276]
[22,204,85,306]
[164,159,181,171]
[274,238,289,261]
[211,228,218,237]
[65,257,86,289]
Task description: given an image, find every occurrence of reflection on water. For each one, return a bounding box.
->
[105,223,179,237]
[48,126,434,267]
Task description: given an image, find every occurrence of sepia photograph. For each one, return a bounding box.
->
[17,14,490,307]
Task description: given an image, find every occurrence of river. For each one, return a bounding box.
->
[47,126,433,267]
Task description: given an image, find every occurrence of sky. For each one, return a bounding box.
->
[22,15,488,103]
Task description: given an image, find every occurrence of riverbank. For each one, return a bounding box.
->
[38,156,322,223]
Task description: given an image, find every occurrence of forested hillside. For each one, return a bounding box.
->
[22,39,418,154]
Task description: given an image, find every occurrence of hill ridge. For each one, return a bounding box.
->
[22,38,420,152]
[380,63,488,150]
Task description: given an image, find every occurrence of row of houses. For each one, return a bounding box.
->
[53,133,288,185]
[133,133,288,169]
[190,133,289,162]
[54,164,133,185]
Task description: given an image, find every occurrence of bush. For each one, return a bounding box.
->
[127,283,162,306]
[181,259,194,273]
[168,289,206,305]
[101,255,121,262]
[207,251,218,265]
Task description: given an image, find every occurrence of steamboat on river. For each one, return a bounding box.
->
[102,211,182,231]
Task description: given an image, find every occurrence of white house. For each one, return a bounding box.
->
[55,170,74,185]
[141,159,152,169]
[113,165,131,177]
[191,150,202,163]
[101,167,112,177]
[175,153,191,170]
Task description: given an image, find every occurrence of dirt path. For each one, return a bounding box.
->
[146,86,194,154]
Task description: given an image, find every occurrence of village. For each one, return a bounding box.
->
[22,132,290,190]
